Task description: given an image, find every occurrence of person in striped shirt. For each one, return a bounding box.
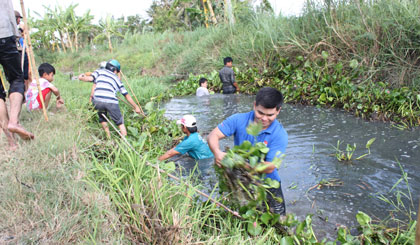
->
[78,59,141,138]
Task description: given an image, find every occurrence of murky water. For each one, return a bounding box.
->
[163,94,420,238]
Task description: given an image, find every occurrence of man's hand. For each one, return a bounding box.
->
[79,73,94,82]
[135,106,141,114]
[214,151,226,167]
[56,97,64,108]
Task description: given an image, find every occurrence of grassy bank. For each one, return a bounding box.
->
[0,70,416,243]
[42,0,419,127]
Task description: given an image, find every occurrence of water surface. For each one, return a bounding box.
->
[163,94,420,238]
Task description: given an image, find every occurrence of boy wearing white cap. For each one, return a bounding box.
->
[158,115,214,161]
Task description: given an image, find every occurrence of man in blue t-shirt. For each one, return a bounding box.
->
[208,87,288,215]
[159,115,214,161]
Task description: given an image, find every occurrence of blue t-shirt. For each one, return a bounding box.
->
[218,111,288,182]
[175,132,214,160]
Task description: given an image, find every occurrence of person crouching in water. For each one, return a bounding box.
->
[25,63,64,111]
[159,115,214,161]
[78,59,141,138]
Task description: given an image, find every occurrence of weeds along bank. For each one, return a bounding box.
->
[48,0,420,127]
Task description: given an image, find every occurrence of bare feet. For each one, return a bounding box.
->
[8,123,34,140]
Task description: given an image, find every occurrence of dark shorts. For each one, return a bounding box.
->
[222,86,236,94]
[93,100,124,125]
[267,183,286,215]
[0,36,25,101]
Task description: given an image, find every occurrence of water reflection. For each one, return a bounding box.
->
[163,94,420,239]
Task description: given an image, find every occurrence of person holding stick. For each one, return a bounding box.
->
[0,0,34,148]
[78,59,141,138]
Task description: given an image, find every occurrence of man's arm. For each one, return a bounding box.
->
[123,94,141,114]
[78,74,94,82]
[158,148,180,161]
[231,69,238,90]
[89,83,96,102]
[207,127,227,166]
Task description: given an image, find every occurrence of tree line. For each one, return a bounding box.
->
[29,0,274,53]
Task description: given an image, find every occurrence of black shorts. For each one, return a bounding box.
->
[0,36,25,101]
[93,100,124,125]
[267,183,286,215]
[222,86,236,94]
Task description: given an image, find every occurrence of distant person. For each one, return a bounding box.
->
[219,57,238,94]
[25,63,64,111]
[0,0,34,148]
[207,87,288,215]
[196,77,210,97]
[78,59,142,138]
[159,115,214,161]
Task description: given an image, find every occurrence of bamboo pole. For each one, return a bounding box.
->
[120,71,145,115]
[416,199,420,245]
[102,114,242,219]
[20,0,48,121]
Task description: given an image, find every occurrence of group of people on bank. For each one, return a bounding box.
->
[1,0,288,216]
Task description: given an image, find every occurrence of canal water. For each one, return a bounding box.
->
[163,93,420,238]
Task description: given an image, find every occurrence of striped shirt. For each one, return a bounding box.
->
[92,69,128,104]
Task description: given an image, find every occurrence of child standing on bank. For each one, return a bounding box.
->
[25,63,64,111]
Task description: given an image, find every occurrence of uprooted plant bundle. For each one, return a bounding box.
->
[216,123,286,235]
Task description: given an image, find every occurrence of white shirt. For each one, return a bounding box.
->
[196,87,209,97]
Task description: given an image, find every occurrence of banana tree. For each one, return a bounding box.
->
[69,10,93,51]
[94,14,125,52]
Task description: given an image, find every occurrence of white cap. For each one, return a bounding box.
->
[176,115,197,127]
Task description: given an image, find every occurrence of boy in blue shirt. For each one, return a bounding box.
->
[208,87,288,215]
[159,115,214,161]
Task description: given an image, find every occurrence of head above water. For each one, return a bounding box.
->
[199,77,208,87]
[255,87,284,111]
[105,59,121,73]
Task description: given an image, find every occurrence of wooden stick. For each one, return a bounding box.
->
[120,71,144,115]
[20,0,48,121]
[102,114,242,219]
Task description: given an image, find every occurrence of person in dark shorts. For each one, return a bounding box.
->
[208,87,288,215]
[219,57,238,94]
[0,1,34,150]
[78,59,141,138]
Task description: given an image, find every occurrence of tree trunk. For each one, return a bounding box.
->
[59,32,67,53]
[74,32,79,51]
[207,0,217,24]
[107,34,113,53]
[65,29,74,52]
[224,0,234,26]
[201,0,209,28]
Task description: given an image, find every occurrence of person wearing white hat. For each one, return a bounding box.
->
[158,115,214,161]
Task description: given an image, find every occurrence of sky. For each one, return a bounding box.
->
[12,0,306,22]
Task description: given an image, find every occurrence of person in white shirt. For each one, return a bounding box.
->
[196,78,210,97]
